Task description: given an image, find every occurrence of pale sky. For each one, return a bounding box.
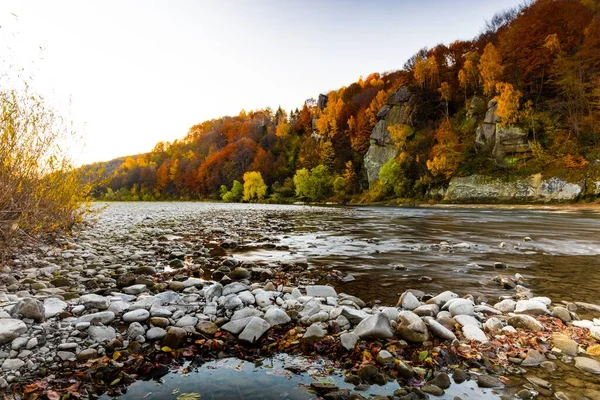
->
[0,0,523,165]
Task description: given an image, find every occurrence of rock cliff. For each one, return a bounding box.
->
[364,87,416,183]
[475,99,530,159]
[444,174,584,203]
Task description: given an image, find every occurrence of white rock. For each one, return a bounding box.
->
[238,291,255,305]
[462,325,488,343]
[515,300,548,315]
[146,327,167,340]
[483,317,503,333]
[423,316,456,341]
[0,319,28,344]
[238,317,270,344]
[305,285,337,298]
[108,301,131,314]
[573,320,595,329]
[303,323,327,341]
[354,313,393,339]
[123,284,147,295]
[264,308,291,327]
[454,315,482,328]
[231,308,263,321]
[448,299,475,317]
[221,317,253,334]
[1,359,24,371]
[44,298,68,319]
[427,291,458,306]
[80,294,110,310]
[87,326,117,343]
[76,311,116,325]
[494,299,516,313]
[123,309,150,323]
[176,316,198,327]
[397,292,421,310]
[340,332,359,351]
[590,326,600,341]
[531,297,552,306]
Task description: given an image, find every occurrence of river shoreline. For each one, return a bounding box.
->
[1,203,600,399]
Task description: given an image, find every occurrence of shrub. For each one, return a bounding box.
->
[0,84,85,258]
[243,171,267,202]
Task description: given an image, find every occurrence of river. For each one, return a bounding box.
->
[85,202,600,400]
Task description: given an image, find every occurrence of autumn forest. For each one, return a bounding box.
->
[84,0,600,203]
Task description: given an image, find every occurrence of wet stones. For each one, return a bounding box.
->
[521,349,546,366]
[574,357,600,375]
[477,374,504,388]
[507,315,543,332]
[552,333,578,356]
[162,327,187,349]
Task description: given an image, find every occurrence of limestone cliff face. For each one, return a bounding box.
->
[475,99,530,159]
[364,87,415,184]
[444,174,584,203]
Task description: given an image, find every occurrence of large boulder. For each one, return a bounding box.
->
[396,311,428,343]
[354,313,393,339]
[475,99,530,158]
[11,298,45,322]
[443,174,583,203]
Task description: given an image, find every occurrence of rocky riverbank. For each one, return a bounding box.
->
[1,204,600,400]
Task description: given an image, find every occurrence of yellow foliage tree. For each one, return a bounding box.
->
[388,123,414,148]
[479,43,504,97]
[438,82,451,117]
[243,171,267,202]
[494,82,522,126]
[426,119,463,179]
[275,121,290,138]
[458,52,480,100]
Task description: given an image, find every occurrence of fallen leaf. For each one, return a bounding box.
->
[176,393,201,400]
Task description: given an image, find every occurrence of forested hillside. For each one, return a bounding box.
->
[85,0,600,202]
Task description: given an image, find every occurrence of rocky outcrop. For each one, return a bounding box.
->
[364,87,415,183]
[475,99,530,158]
[444,174,584,203]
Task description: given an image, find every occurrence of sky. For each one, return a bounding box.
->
[0,0,524,166]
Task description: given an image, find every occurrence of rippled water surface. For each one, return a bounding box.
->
[218,204,600,305]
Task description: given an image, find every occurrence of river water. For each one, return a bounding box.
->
[224,204,600,305]
[96,202,600,399]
